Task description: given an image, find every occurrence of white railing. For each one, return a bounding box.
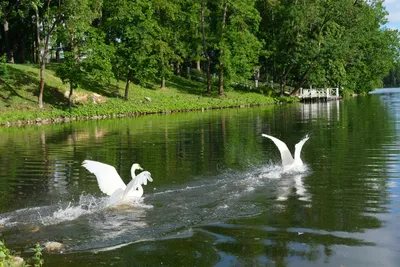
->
[299,87,339,100]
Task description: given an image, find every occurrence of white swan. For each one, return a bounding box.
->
[262,134,309,171]
[82,160,153,205]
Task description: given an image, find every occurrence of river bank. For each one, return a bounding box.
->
[0,64,297,127]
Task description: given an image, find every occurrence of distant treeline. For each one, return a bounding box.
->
[0,0,399,107]
[383,62,400,88]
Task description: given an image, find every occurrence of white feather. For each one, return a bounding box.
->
[262,134,309,170]
[82,160,126,196]
[123,171,153,199]
[262,134,294,166]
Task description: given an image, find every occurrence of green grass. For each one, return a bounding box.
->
[0,63,295,126]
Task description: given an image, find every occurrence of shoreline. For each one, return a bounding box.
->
[1,102,281,128]
[0,64,300,128]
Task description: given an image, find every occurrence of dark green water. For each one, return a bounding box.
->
[0,93,399,266]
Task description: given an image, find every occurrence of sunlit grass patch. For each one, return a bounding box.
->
[0,63,280,126]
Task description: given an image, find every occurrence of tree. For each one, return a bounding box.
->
[200,0,212,93]
[32,0,62,108]
[210,0,261,95]
[0,1,16,63]
[258,0,399,95]
[152,0,182,89]
[341,0,399,92]
[55,0,104,105]
[102,0,159,98]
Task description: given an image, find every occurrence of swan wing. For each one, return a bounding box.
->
[82,160,127,196]
[107,188,124,206]
[262,134,294,166]
[123,171,153,198]
[294,135,310,160]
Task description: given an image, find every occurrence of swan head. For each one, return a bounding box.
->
[131,163,143,176]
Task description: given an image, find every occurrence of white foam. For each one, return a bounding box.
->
[39,202,91,226]
[0,217,8,225]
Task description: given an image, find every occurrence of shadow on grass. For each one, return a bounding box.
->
[166,74,272,98]
[79,78,119,98]
[132,77,158,91]
[25,63,117,98]
[4,65,70,109]
[0,79,36,105]
[166,75,222,97]
[5,64,128,108]
[169,72,279,98]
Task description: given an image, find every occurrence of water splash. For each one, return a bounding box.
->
[38,194,105,226]
[0,164,310,253]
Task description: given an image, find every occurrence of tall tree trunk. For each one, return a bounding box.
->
[290,63,314,96]
[175,62,180,75]
[280,75,286,96]
[36,8,57,109]
[218,0,228,96]
[219,65,224,95]
[3,19,14,63]
[279,65,293,96]
[124,79,130,99]
[56,49,60,62]
[201,1,211,93]
[35,12,41,65]
[196,60,201,71]
[206,59,211,93]
[32,31,37,63]
[124,70,131,99]
[68,36,79,106]
[36,9,44,108]
[69,81,73,105]
[39,60,45,108]
[161,77,166,88]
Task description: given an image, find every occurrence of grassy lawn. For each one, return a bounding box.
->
[0,63,292,126]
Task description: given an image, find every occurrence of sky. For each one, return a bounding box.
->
[384,0,400,30]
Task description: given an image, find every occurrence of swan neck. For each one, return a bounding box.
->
[137,185,144,197]
[131,167,138,178]
[294,146,302,164]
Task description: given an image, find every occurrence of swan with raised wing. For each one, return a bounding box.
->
[262,134,309,171]
[82,160,153,205]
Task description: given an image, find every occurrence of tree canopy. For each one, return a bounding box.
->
[0,0,398,107]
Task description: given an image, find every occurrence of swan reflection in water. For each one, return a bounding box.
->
[276,174,310,202]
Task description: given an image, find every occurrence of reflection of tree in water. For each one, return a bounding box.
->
[0,124,110,212]
[194,167,386,266]
[0,97,396,265]
[196,218,376,266]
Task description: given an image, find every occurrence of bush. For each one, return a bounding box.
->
[0,240,44,267]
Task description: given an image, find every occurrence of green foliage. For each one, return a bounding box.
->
[55,52,83,90]
[383,60,400,87]
[30,243,44,267]
[0,240,44,267]
[0,240,12,265]
[56,30,115,91]
[81,29,115,85]
[258,0,399,94]
[1,0,399,109]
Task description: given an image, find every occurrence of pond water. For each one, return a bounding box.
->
[0,91,399,266]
